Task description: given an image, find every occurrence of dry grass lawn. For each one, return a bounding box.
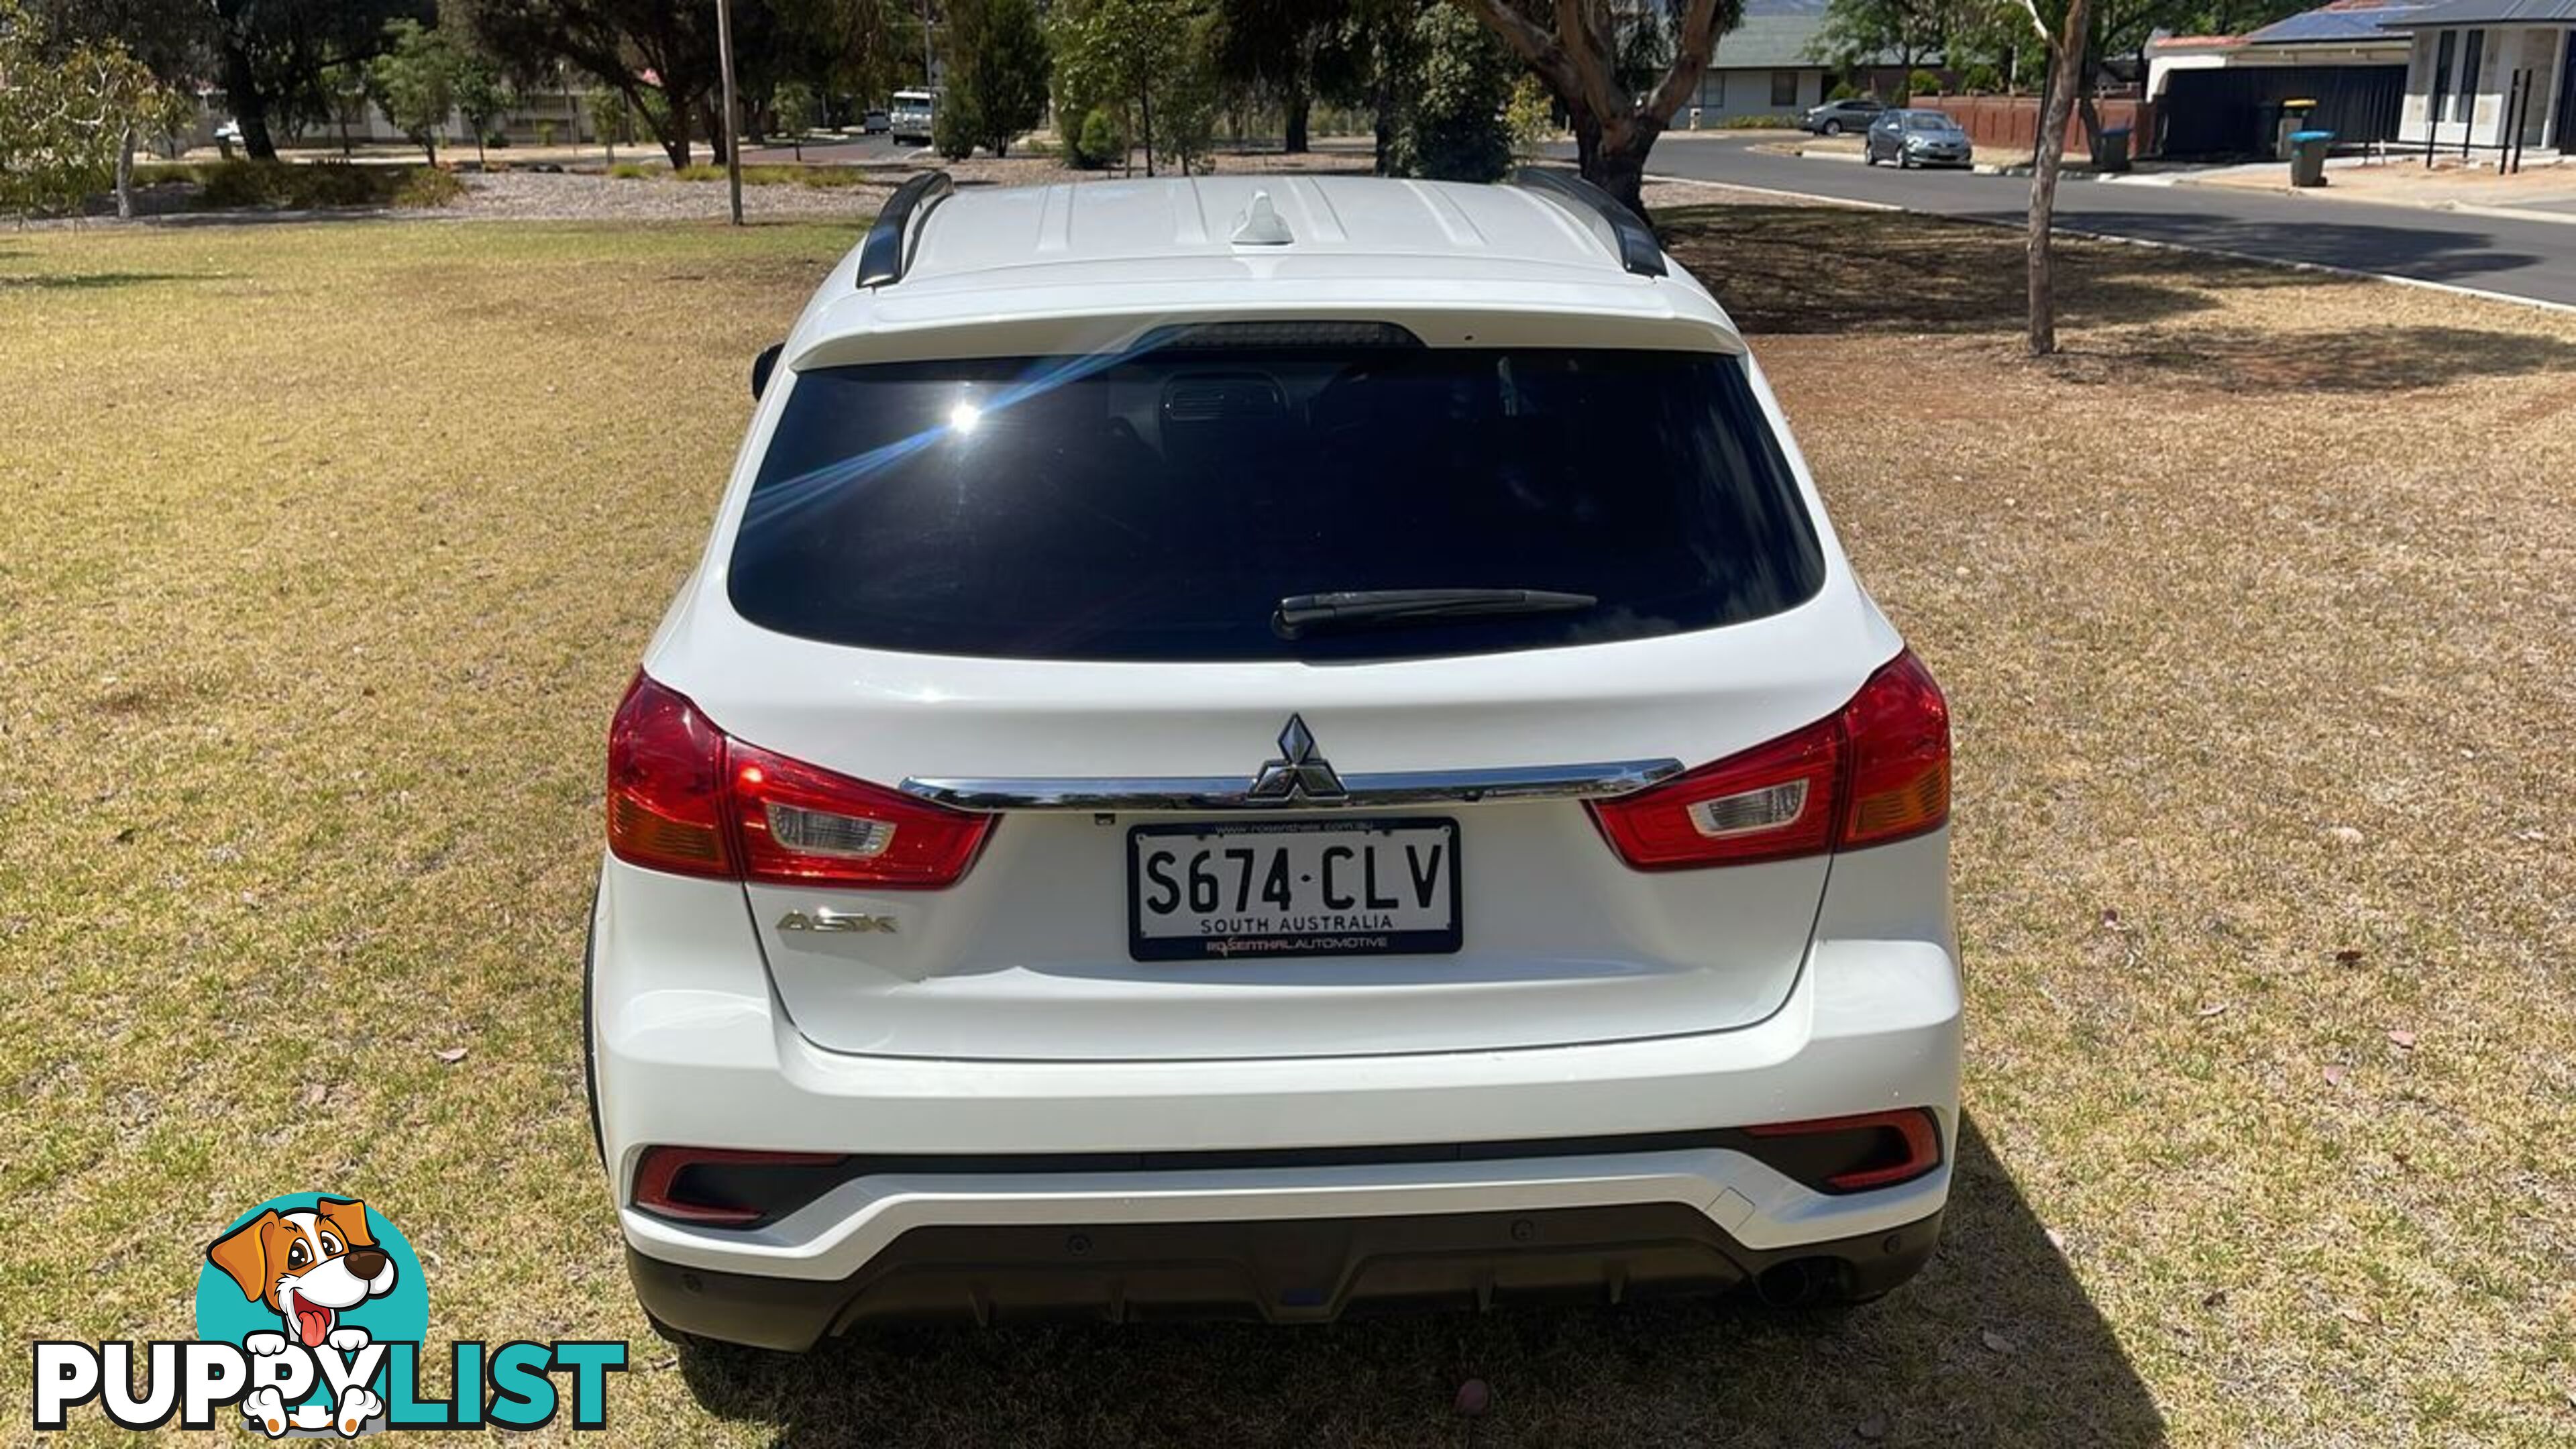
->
[3,204,2573,1446]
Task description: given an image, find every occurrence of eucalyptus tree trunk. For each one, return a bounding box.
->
[115,128,137,221]
[2025,0,2092,357]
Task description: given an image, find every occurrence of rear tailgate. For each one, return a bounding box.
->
[655,597,1895,1062]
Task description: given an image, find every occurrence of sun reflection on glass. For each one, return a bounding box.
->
[948,401,981,434]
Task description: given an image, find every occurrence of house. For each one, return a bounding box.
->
[2380,0,2575,154]
[2147,1,2422,156]
[1668,0,1843,125]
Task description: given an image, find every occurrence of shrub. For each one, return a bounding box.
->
[1505,74,1555,154]
[668,162,875,187]
[1076,107,1124,169]
[1909,68,1943,99]
[1718,113,1800,129]
[932,103,977,161]
[1387,4,1514,183]
[606,161,652,179]
[391,168,467,208]
[1959,63,2004,95]
[182,160,452,211]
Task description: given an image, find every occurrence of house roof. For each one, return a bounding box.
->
[1710,5,1836,71]
[2377,0,2576,24]
[2246,0,2430,42]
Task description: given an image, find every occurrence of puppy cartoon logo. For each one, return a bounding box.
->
[205,1198,401,1436]
[30,1191,621,1436]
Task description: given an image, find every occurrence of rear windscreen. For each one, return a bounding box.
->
[729,346,1825,662]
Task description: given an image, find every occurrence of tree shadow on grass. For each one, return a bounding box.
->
[1657,204,2576,392]
[1658,205,2319,337]
[1954,204,2551,289]
[0,270,211,292]
[2079,321,2576,392]
[672,1114,2162,1448]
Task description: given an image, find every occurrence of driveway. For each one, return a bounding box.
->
[1572,133,2576,308]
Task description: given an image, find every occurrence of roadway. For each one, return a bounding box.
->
[1559,133,2576,309]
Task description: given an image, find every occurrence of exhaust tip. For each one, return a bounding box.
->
[1754,1258,1833,1308]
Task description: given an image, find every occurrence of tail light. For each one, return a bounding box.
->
[1587,650,1949,870]
[606,674,993,888]
[631,1146,848,1226]
[1742,1109,1943,1193]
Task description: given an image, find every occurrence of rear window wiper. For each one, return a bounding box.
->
[1273,588,1599,639]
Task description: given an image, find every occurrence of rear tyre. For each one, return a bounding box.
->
[1823,120,1842,136]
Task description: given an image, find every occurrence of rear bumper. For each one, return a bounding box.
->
[632,1202,1947,1350]
[590,835,1962,1338]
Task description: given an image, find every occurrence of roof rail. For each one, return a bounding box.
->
[857,170,955,289]
[1509,168,1668,278]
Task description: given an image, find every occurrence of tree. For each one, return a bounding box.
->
[1504,71,1555,153]
[1212,0,1344,152]
[772,79,820,158]
[1455,0,1736,215]
[1810,0,1955,78]
[748,0,905,133]
[1315,0,1424,175]
[586,88,633,160]
[1049,0,1198,176]
[1388,3,1514,182]
[368,20,462,165]
[454,50,511,164]
[459,0,753,169]
[2014,0,2089,356]
[0,1,187,221]
[208,0,430,160]
[941,0,1051,158]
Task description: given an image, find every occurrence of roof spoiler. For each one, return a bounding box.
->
[1509,168,1667,278]
[857,170,955,290]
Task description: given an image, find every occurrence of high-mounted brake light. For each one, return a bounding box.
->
[606,674,994,888]
[1587,650,1949,869]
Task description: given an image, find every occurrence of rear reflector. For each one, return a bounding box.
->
[606,672,994,888]
[1742,1109,1943,1193]
[631,1146,848,1226]
[1587,649,1949,869]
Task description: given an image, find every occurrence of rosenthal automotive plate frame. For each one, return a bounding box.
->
[902,757,1682,813]
[1125,816,1463,963]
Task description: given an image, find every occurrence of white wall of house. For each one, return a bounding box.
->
[2145,45,2238,101]
[2399,23,2567,150]
[1673,66,1831,124]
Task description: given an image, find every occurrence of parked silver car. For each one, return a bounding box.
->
[1801,99,1884,136]
[1864,109,1974,168]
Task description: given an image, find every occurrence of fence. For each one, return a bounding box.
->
[1911,95,2159,158]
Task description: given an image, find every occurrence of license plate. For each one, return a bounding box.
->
[1127,818,1461,962]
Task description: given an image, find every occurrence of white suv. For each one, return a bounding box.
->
[590,170,1960,1349]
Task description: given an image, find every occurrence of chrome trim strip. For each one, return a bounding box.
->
[899,759,1684,813]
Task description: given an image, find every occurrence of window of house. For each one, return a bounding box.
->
[2457,28,2483,121]
[1772,70,1799,108]
[1704,71,1725,109]
[2430,30,2456,123]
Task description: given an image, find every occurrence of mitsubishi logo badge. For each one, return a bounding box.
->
[1248,714,1347,804]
